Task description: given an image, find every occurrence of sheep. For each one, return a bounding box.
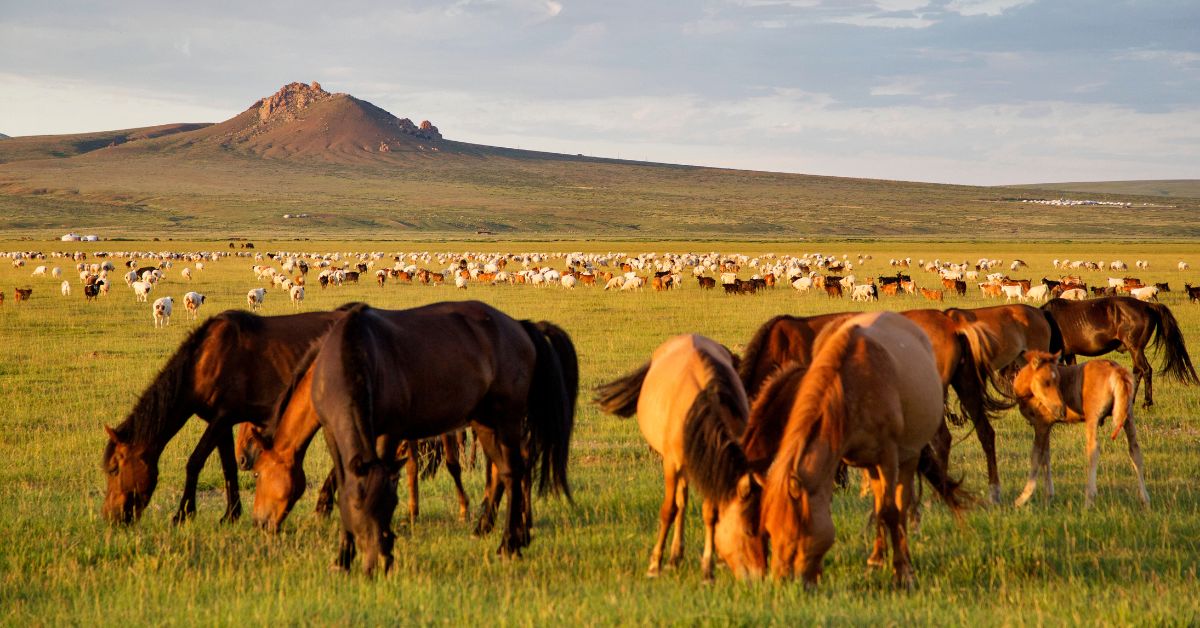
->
[131,280,153,302]
[181,268,192,281]
[1180,261,1191,271]
[1060,288,1088,301]
[183,292,206,320]
[1130,286,1159,302]
[1001,284,1024,302]
[153,296,173,328]
[61,280,71,297]
[289,285,305,308]
[850,283,878,302]
[247,288,266,310]
[454,274,468,289]
[561,274,577,289]
[1024,284,1050,302]
[604,276,625,290]
[32,265,47,277]
[51,267,62,278]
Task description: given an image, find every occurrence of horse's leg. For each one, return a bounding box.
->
[315,469,337,517]
[866,466,888,568]
[443,434,470,522]
[473,460,504,537]
[1083,417,1101,507]
[334,529,356,572]
[172,419,226,524]
[667,475,688,569]
[975,417,1002,505]
[1042,427,1055,501]
[1122,418,1151,506]
[404,441,419,524]
[700,497,716,582]
[1014,425,1049,507]
[474,427,524,557]
[214,427,242,523]
[1131,346,1153,408]
[646,465,680,578]
[891,460,919,589]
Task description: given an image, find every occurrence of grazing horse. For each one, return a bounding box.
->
[102,309,346,524]
[757,312,969,587]
[241,353,471,532]
[738,309,1010,502]
[310,302,576,574]
[1011,351,1149,508]
[1042,297,1198,407]
[594,335,762,581]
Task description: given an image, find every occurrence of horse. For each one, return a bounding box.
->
[309,302,576,574]
[1011,351,1149,508]
[738,309,1010,503]
[241,350,471,532]
[756,312,969,587]
[102,308,346,524]
[1042,297,1198,407]
[594,334,762,581]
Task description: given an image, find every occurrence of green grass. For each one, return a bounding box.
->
[1,239,1199,624]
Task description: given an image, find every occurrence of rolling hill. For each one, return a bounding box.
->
[0,81,1196,239]
[1011,180,1200,200]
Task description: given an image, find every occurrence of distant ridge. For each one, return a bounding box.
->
[0,132,8,139]
[1011,179,1200,200]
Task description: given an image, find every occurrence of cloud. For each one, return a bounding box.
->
[944,0,1034,17]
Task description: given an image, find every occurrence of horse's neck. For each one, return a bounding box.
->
[273,405,322,463]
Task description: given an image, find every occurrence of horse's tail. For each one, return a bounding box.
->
[1110,366,1135,440]
[917,444,973,515]
[953,322,1015,426]
[520,320,576,500]
[1042,305,1065,356]
[1148,302,1200,385]
[594,362,650,418]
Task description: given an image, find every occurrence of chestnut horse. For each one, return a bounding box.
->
[1041,296,1198,407]
[594,335,763,581]
[243,353,471,532]
[310,302,576,574]
[757,312,969,587]
[738,309,1010,502]
[102,308,346,524]
[1011,351,1149,508]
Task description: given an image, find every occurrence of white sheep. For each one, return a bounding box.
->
[32,265,47,277]
[1130,286,1159,302]
[61,280,71,297]
[184,291,205,320]
[561,274,577,289]
[132,280,153,302]
[1180,261,1190,271]
[455,274,468,289]
[51,267,62,278]
[289,285,305,308]
[1024,284,1050,302]
[181,268,192,281]
[1060,288,1088,300]
[153,296,173,328]
[247,288,266,310]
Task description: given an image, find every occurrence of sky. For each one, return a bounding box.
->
[1,0,1197,185]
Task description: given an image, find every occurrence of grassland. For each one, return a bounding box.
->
[1,238,1198,625]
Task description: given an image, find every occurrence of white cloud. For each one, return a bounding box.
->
[827,13,938,29]
[545,1,563,17]
[945,0,1034,17]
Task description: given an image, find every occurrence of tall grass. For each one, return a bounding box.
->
[0,239,1198,624]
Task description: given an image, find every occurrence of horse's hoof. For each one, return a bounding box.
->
[171,509,195,525]
[645,566,660,578]
[989,486,1002,505]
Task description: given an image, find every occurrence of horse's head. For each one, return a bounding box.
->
[714,473,766,580]
[1014,350,1066,421]
[235,423,260,471]
[341,454,400,576]
[761,454,836,585]
[101,426,158,524]
[248,429,304,533]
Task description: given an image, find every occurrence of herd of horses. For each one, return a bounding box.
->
[101,295,1196,585]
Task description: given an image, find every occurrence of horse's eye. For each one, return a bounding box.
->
[252,472,259,479]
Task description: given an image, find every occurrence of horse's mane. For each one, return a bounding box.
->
[681,346,752,502]
[766,319,858,500]
[105,312,240,464]
[258,335,326,446]
[741,361,807,468]
[338,303,380,460]
[737,315,798,392]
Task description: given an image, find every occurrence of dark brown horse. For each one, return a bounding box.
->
[311,302,576,574]
[738,309,1010,502]
[102,309,346,524]
[1041,297,1198,407]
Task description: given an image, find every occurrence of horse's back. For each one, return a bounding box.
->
[638,335,740,461]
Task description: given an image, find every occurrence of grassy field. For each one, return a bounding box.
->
[1,239,1199,625]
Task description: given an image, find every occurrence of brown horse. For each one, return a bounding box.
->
[242,353,471,532]
[594,334,762,581]
[309,302,576,574]
[757,312,969,587]
[1042,297,1198,407]
[1011,351,1149,508]
[739,309,1010,502]
[102,308,346,524]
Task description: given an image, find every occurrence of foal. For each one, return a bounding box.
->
[1012,351,1150,508]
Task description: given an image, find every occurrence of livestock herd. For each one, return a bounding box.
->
[4,245,1198,586]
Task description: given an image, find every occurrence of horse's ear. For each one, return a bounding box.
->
[787,475,802,500]
[248,427,269,452]
[1017,349,1027,363]
[1051,350,1062,363]
[737,474,755,499]
[104,425,121,444]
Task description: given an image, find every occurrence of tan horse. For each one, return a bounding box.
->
[1011,351,1149,508]
[756,312,969,587]
[594,335,762,580]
